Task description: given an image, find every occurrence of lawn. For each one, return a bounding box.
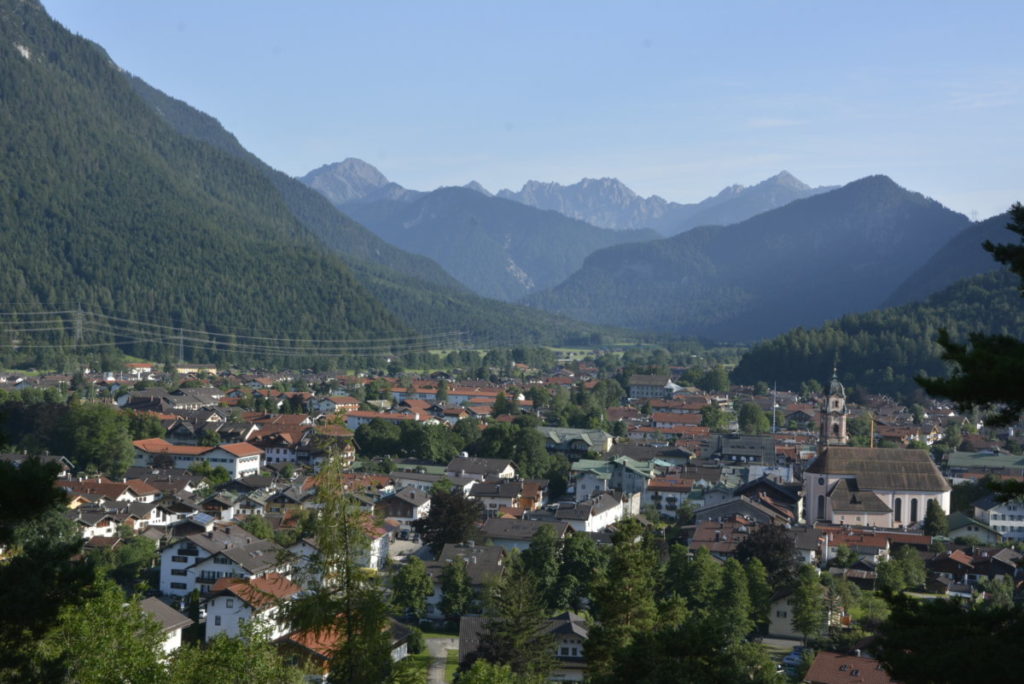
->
[444,649,459,682]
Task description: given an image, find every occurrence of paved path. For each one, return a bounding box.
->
[425,637,458,684]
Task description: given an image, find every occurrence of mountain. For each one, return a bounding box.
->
[299,159,421,205]
[0,0,603,365]
[731,268,1024,400]
[337,188,661,301]
[525,176,971,341]
[496,171,833,234]
[884,211,1012,307]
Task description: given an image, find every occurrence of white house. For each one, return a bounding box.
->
[973,494,1024,541]
[140,597,193,655]
[205,573,301,641]
[555,493,624,533]
[133,438,262,479]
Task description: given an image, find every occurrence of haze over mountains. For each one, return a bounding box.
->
[525,176,972,341]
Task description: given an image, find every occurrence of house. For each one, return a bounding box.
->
[374,487,431,522]
[0,452,74,478]
[973,493,1024,541]
[695,495,790,526]
[445,457,517,482]
[140,597,193,655]
[571,456,657,503]
[480,518,571,552]
[947,511,1002,544]
[188,538,288,596]
[158,524,274,596]
[205,573,301,642]
[535,427,614,457]
[424,542,505,618]
[803,651,897,684]
[278,619,412,679]
[133,438,262,479]
[459,611,588,682]
[555,493,624,533]
[804,447,951,527]
[469,479,523,516]
[628,374,680,400]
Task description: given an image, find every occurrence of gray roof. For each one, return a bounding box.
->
[828,479,892,514]
[469,480,523,499]
[805,446,950,493]
[480,518,570,542]
[140,597,193,632]
[219,539,285,574]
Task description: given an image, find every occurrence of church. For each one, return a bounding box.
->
[803,372,950,528]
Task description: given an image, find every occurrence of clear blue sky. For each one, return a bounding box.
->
[44,0,1023,218]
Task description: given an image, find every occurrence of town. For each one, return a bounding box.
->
[2,349,1018,683]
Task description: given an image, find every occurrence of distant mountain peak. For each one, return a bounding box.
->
[300,158,398,205]
[463,180,492,196]
[760,170,809,190]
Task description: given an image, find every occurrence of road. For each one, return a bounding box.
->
[425,636,458,684]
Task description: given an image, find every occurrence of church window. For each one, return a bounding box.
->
[817,495,826,520]
[895,498,902,522]
[911,499,919,523]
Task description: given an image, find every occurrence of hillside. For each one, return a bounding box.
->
[496,171,832,234]
[0,1,411,361]
[731,269,1024,400]
[525,176,970,341]
[884,211,1011,307]
[331,186,661,301]
[0,0,603,366]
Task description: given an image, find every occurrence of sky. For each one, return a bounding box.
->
[43,1,1023,219]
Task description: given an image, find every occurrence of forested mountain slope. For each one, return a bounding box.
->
[731,269,1024,400]
[526,176,970,341]
[884,211,1011,307]
[0,1,405,355]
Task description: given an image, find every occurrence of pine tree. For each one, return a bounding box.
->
[792,565,827,644]
[281,454,393,684]
[923,500,950,537]
[391,556,433,619]
[715,558,755,643]
[474,566,557,678]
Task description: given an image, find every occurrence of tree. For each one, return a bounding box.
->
[735,524,797,588]
[738,401,771,434]
[917,203,1024,427]
[714,558,755,643]
[586,520,659,679]
[745,557,773,631]
[355,419,402,458]
[239,514,275,540]
[36,580,166,684]
[412,489,483,554]
[492,391,518,417]
[791,565,827,644]
[875,594,1022,683]
[391,556,433,619]
[697,365,730,393]
[699,402,726,431]
[64,401,134,476]
[281,454,393,684]
[832,545,859,568]
[521,525,561,610]
[458,660,547,684]
[666,546,721,616]
[436,378,449,403]
[894,545,927,590]
[923,499,950,537]
[440,558,473,619]
[554,531,605,610]
[169,621,303,684]
[473,566,557,678]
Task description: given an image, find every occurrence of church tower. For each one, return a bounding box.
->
[820,368,848,448]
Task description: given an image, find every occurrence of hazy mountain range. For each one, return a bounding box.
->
[524,175,973,341]
[496,171,835,234]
